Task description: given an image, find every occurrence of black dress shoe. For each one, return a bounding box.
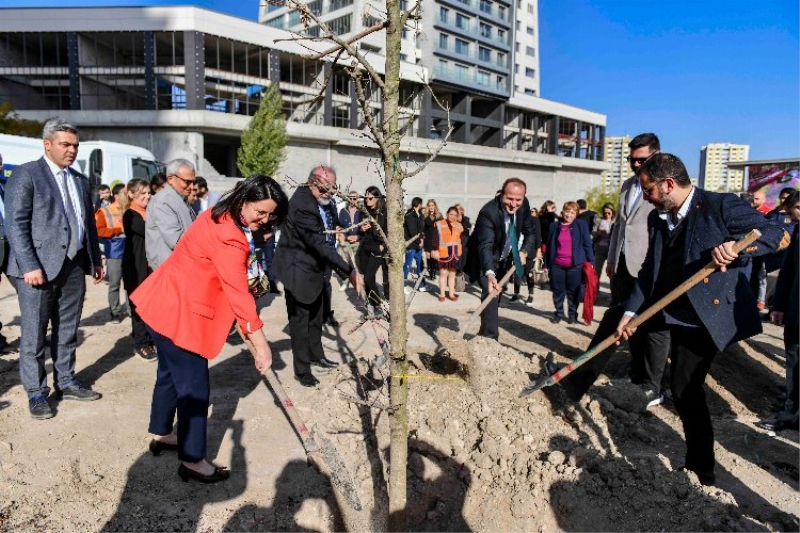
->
[177,463,230,484]
[566,316,576,325]
[678,466,716,486]
[295,374,320,387]
[149,439,179,456]
[550,315,562,324]
[311,357,339,369]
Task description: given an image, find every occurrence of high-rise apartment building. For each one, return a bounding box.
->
[601,136,631,191]
[699,143,750,192]
[511,0,539,97]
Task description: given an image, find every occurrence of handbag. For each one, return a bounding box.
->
[531,257,549,287]
[455,271,466,292]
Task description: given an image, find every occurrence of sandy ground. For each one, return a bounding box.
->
[0,272,797,532]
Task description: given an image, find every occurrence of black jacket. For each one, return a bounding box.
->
[358,207,388,256]
[273,187,352,304]
[465,197,540,281]
[403,208,425,250]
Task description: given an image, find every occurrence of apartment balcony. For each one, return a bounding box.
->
[433,63,509,97]
[435,42,510,74]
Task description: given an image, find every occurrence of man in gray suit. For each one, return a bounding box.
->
[606,132,665,406]
[145,159,197,269]
[5,118,104,419]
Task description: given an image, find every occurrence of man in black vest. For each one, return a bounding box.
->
[617,153,786,486]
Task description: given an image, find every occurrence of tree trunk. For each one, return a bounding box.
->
[383,0,408,530]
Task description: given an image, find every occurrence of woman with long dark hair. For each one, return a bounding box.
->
[131,174,289,484]
[423,199,443,284]
[357,185,388,316]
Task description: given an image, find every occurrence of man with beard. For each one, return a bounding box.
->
[468,178,539,340]
[617,153,786,486]
[272,166,360,387]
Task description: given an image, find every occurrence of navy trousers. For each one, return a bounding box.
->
[550,264,582,319]
[147,326,209,463]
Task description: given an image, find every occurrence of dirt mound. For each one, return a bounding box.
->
[313,337,798,532]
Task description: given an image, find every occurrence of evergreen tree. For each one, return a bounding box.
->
[0,103,43,137]
[236,84,287,177]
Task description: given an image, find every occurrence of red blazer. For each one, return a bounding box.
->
[131,210,263,359]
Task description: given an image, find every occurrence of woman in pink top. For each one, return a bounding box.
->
[544,201,595,324]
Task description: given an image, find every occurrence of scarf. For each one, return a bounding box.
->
[129,202,147,221]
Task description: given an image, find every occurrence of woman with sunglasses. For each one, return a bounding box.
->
[357,186,388,317]
[131,175,288,484]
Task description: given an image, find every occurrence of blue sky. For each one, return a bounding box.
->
[5,0,799,177]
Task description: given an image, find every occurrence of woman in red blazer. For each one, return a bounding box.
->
[131,175,288,484]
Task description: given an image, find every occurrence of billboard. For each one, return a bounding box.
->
[746,162,800,212]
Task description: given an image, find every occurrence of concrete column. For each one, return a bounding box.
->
[349,79,358,129]
[418,89,432,138]
[547,115,559,155]
[67,32,80,110]
[598,125,605,162]
[144,31,155,110]
[184,31,205,110]
[576,120,583,158]
[323,62,333,127]
[268,49,281,82]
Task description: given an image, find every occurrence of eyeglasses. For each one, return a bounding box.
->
[626,156,650,165]
[170,174,197,186]
[641,182,660,197]
[248,204,278,220]
[348,196,359,201]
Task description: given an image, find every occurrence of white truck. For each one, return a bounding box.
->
[0,133,161,189]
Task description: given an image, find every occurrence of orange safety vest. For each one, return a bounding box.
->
[435,219,463,262]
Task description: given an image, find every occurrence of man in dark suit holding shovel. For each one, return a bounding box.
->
[467,178,539,341]
[616,153,786,485]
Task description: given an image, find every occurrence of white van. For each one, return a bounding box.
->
[0,133,160,188]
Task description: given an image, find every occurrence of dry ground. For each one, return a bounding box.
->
[0,273,797,532]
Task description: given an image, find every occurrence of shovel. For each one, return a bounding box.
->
[519,229,763,397]
[432,266,516,374]
[238,331,363,512]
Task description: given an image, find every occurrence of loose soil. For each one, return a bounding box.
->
[0,276,797,532]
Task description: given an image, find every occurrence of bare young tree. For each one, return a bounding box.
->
[267,0,451,529]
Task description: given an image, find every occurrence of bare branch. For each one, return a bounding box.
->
[349,64,387,153]
[404,87,454,179]
[399,0,422,28]
[305,21,389,61]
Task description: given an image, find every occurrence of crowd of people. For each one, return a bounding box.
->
[0,120,796,490]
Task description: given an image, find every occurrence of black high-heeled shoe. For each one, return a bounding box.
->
[177,463,230,484]
[149,439,179,456]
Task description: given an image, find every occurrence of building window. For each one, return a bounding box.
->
[496,74,505,88]
[330,0,353,10]
[455,38,469,55]
[400,0,408,10]
[524,88,536,96]
[515,20,520,30]
[498,5,506,20]
[480,0,492,14]
[526,26,534,35]
[480,22,491,38]
[514,63,519,73]
[477,70,490,86]
[327,14,352,35]
[497,52,505,67]
[527,3,534,13]
[402,28,408,39]
[479,46,491,62]
[439,33,449,49]
[440,6,449,23]
[455,63,469,80]
[400,53,408,62]
[514,42,519,52]
[497,29,505,43]
[526,46,535,56]
[455,13,470,30]
[525,67,535,78]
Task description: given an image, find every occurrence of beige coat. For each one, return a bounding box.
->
[607,174,655,278]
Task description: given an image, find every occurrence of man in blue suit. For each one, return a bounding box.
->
[617,153,787,486]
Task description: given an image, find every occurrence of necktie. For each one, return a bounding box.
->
[509,214,524,278]
[324,206,335,248]
[57,170,80,259]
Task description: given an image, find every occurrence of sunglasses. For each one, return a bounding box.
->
[171,174,197,186]
[626,156,650,165]
[641,182,660,197]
